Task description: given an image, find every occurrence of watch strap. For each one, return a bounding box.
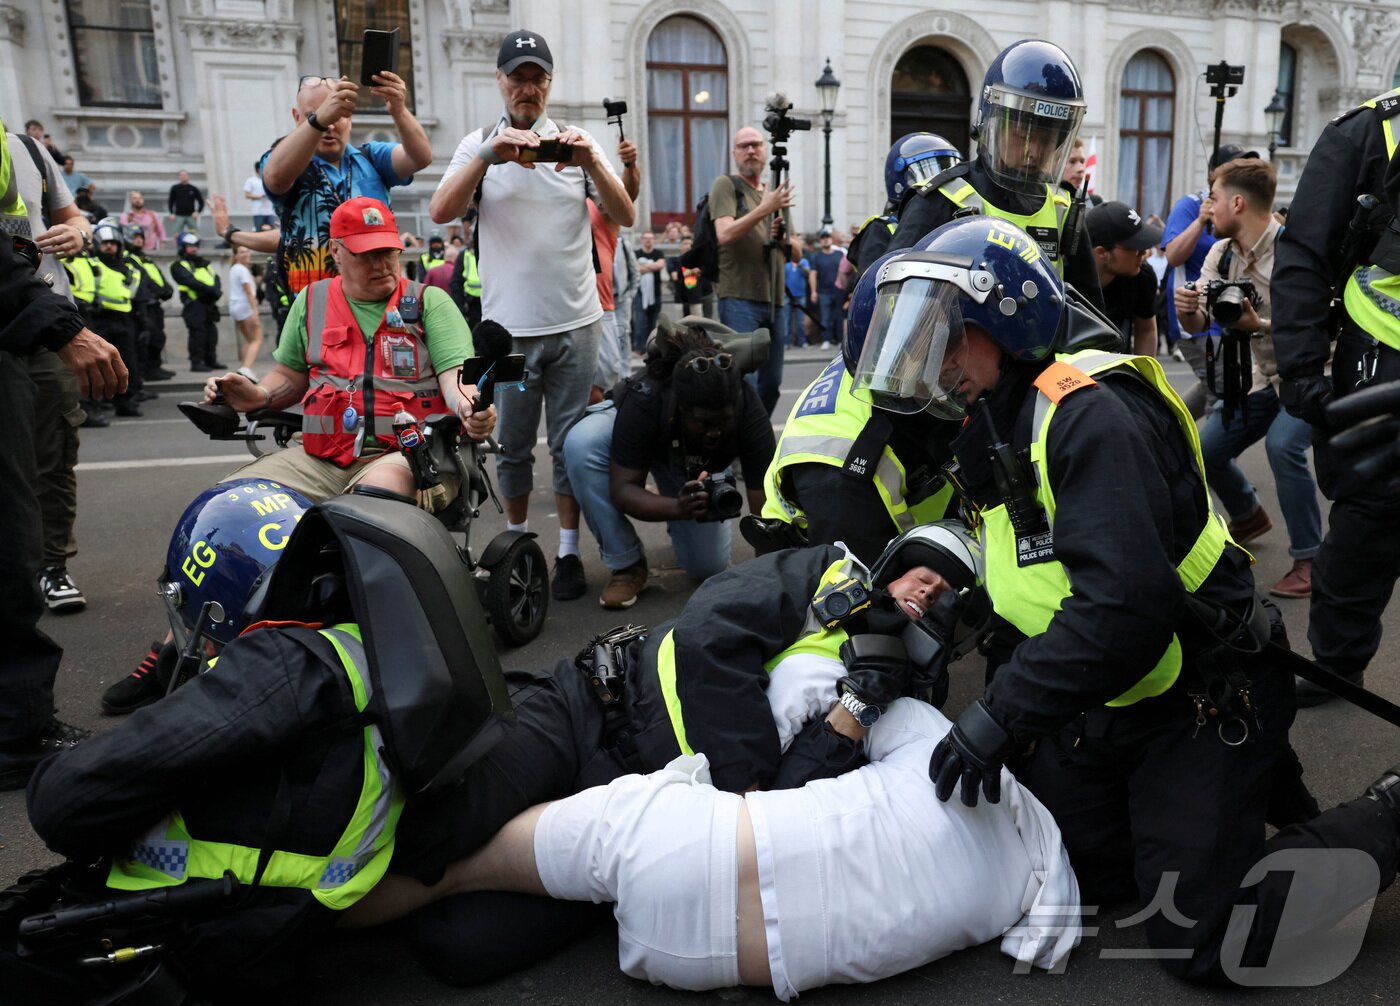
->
[307,111,329,133]
[839,690,879,726]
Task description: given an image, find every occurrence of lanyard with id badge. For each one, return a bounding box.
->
[381,294,422,379]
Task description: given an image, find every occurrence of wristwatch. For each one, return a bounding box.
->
[306,111,329,132]
[839,690,882,728]
[223,226,241,246]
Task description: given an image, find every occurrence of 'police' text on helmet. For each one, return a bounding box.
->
[975,39,1086,197]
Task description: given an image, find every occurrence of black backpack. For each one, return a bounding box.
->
[685,174,746,282]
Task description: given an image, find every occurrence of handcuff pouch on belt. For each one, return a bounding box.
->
[575,624,649,770]
[1181,594,1271,747]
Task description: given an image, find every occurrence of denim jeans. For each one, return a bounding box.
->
[818,290,844,346]
[786,296,808,347]
[1197,386,1322,559]
[719,297,782,416]
[562,404,732,578]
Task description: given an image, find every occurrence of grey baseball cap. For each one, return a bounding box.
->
[498,29,553,76]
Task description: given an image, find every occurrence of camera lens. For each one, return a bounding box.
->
[826,593,852,618]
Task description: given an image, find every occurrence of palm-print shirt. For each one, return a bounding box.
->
[259,140,411,304]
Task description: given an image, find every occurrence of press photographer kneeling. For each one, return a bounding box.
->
[563,321,775,608]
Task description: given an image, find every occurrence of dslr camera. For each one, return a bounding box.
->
[695,471,743,523]
[762,93,811,143]
[1197,278,1262,329]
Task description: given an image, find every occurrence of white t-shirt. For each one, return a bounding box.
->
[442,115,618,336]
[243,174,273,216]
[228,262,254,314]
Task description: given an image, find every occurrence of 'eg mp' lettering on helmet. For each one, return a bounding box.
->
[160,479,314,646]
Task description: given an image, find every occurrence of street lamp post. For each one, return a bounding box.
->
[816,58,841,228]
[1264,91,1287,161]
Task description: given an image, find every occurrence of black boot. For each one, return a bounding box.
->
[1295,669,1363,708]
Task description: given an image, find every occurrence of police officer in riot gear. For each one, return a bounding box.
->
[847,133,962,273]
[860,217,1400,983]
[170,231,224,372]
[1273,87,1400,704]
[124,223,175,382]
[887,39,1104,310]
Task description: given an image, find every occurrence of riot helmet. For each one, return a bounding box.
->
[124,223,146,247]
[974,39,1086,196]
[178,231,201,254]
[160,479,313,647]
[885,133,962,204]
[92,220,123,249]
[869,520,993,696]
[849,217,1065,419]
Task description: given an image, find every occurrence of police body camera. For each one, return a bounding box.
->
[603,98,628,140]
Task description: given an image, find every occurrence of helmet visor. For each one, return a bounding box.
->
[980,87,1085,195]
[904,153,958,192]
[852,263,973,419]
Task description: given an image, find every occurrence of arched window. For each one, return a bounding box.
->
[890,45,971,156]
[65,0,161,108]
[334,0,415,112]
[646,16,728,226]
[1117,50,1174,217]
[1277,42,1297,147]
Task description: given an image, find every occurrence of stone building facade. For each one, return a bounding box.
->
[3,0,1398,236]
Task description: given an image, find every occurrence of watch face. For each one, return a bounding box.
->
[857,704,882,728]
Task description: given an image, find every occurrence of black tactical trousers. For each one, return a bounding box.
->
[1017,661,1398,984]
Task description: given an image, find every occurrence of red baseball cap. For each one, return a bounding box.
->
[330,196,401,254]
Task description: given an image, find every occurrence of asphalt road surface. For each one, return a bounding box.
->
[3,345,1398,1004]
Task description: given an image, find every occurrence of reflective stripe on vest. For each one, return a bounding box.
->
[1340,88,1400,351]
[762,356,954,533]
[176,262,216,300]
[302,276,448,464]
[938,180,1069,274]
[0,117,31,239]
[979,350,1235,707]
[462,251,481,298]
[107,624,404,911]
[654,557,857,755]
[93,259,136,313]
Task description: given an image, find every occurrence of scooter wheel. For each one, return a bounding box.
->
[486,537,548,646]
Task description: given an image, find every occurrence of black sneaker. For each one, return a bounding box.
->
[101,640,172,715]
[551,554,586,601]
[144,367,176,381]
[37,566,85,613]
[0,717,91,791]
[80,405,110,428]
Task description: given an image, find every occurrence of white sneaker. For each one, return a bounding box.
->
[237,366,258,381]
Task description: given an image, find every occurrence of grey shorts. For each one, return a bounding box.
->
[495,321,602,500]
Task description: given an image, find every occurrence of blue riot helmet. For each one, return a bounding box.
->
[160,479,314,647]
[177,231,201,254]
[974,39,1086,196]
[842,248,904,375]
[885,133,962,204]
[124,223,146,247]
[849,217,1065,419]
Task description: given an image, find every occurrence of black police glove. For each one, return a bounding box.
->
[929,699,1015,807]
[1279,374,1334,428]
[837,634,911,710]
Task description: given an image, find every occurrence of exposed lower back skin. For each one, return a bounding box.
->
[735,800,772,987]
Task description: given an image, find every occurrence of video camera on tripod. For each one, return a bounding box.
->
[762,93,811,143]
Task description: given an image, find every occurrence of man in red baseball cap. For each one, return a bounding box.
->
[201,194,494,502]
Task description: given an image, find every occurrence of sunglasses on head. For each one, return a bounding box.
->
[685,353,734,374]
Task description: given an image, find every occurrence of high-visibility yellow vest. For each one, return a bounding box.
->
[462,250,481,299]
[175,261,217,301]
[92,257,137,313]
[978,350,1236,707]
[107,624,404,911]
[763,356,954,536]
[0,115,31,240]
[64,256,96,304]
[1340,88,1400,351]
[653,554,860,755]
[938,179,1070,275]
[419,251,446,273]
